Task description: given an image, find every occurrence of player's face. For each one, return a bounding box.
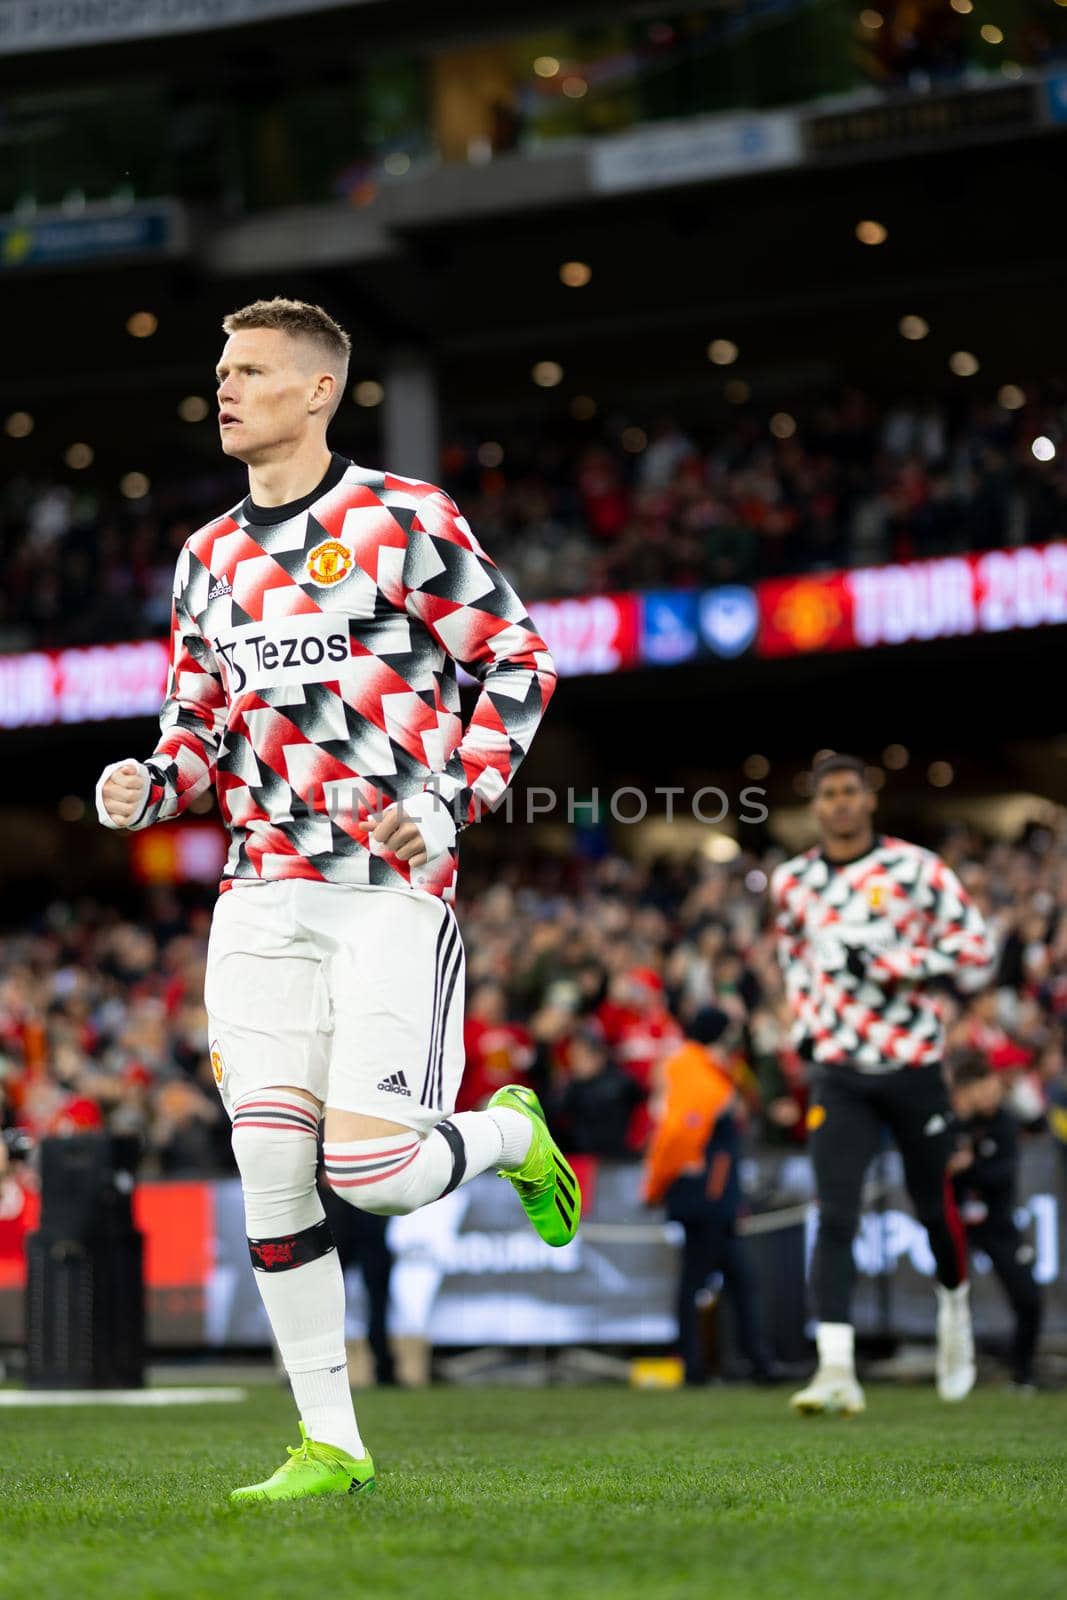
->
[812,771,875,842]
[951,1083,980,1120]
[972,1074,1003,1116]
[215,328,322,462]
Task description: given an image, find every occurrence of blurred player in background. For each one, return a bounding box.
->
[772,754,995,1415]
[948,1052,1043,1390]
[95,297,576,1503]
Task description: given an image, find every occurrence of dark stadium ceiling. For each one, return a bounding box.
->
[2,132,1067,474]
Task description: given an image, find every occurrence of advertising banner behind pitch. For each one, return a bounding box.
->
[1,1150,1063,1354]
[757,541,1067,658]
[2,545,1063,732]
[0,0,375,56]
[590,111,801,195]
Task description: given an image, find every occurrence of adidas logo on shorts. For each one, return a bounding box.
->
[376,1071,411,1097]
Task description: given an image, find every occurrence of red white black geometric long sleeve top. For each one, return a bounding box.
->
[129,454,557,901]
[770,835,995,1071]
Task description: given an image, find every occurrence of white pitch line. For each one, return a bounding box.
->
[0,1387,248,1407]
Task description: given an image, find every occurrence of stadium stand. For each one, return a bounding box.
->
[3,830,1065,1177]
[4,387,1067,648]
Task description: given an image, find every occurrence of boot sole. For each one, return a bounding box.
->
[790,1396,865,1417]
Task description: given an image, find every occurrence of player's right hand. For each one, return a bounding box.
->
[95,759,151,830]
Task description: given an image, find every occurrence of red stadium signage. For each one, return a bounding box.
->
[0,598,641,730]
[528,594,641,678]
[757,573,855,657]
[0,549,1063,731]
[756,541,1067,658]
[850,544,1067,647]
[0,640,168,729]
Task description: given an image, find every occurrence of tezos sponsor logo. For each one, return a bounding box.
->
[213,613,351,693]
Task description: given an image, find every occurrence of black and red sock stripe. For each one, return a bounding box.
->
[232,1095,320,1138]
[322,1138,420,1189]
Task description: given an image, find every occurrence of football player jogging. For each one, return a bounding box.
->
[771,754,994,1415]
[96,298,577,1502]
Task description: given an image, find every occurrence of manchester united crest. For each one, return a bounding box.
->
[306,539,353,586]
[771,579,844,653]
[210,1040,225,1087]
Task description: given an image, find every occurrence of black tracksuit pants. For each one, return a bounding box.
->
[676,1220,770,1384]
[969,1208,1042,1383]
[809,1062,967,1323]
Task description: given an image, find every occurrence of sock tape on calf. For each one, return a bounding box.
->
[435,1119,468,1196]
[248,1217,336,1273]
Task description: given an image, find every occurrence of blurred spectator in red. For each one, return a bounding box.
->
[596,965,682,1149]
[0,1122,37,1292]
[577,446,630,543]
[950,989,1034,1072]
[458,980,534,1112]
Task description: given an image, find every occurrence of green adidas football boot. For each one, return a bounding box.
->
[229,1422,376,1505]
[488,1083,581,1247]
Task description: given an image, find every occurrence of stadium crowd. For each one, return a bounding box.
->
[3,823,1067,1182]
[3,388,1067,650]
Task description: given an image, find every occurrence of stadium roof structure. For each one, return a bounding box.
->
[2,4,1066,480]
[2,123,1066,474]
[0,0,664,63]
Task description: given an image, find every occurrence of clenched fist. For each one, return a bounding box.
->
[370,804,430,866]
[95,759,151,830]
[366,790,457,872]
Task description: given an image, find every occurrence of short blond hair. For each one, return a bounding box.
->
[222,297,351,417]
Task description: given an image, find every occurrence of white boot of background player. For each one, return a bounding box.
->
[790,1322,866,1416]
[936,1281,976,1402]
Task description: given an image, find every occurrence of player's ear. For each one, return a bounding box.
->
[308,372,335,416]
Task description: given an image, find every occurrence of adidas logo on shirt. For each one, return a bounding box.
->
[376,1071,411,1097]
[208,576,233,601]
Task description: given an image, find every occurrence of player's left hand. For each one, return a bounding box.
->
[370,805,429,866]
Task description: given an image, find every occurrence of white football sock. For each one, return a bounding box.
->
[254,1251,364,1459]
[324,1107,532,1216]
[816,1321,856,1374]
[231,1090,363,1458]
[485,1106,534,1168]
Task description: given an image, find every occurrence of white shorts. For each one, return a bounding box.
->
[203,880,465,1134]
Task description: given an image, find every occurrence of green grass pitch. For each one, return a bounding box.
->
[4,1385,1066,1600]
